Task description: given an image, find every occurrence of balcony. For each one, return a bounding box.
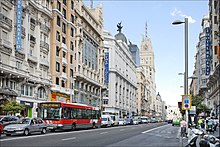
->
[30,35,36,45]
[30,18,36,30]
[62,58,67,65]
[0,39,12,50]
[61,43,68,51]
[22,26,26,38]
[40,24,50,34]
[61,72,67,79]
[40,41,49,52]
[28,54,37,63]
[0,13,12,31]
[40,58,49,67]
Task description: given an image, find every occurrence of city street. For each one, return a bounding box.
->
[0,123,183,147]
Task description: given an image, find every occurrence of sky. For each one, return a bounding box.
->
[83,0,208,107]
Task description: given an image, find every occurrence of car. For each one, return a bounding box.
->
[132,118,139,125]
[4,118,47,136]
[167,120,173,124]
[149,118,157,123]
[125,118,133,125]
[172,117,180,126]
[140,116,149,124]
[118,118,126,126]
[0,115,19,127]
[101,115,112,127]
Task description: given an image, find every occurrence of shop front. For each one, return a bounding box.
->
[20,100,33,118]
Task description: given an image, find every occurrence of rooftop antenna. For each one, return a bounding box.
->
[90,0,93,8]
[145,21,148,38]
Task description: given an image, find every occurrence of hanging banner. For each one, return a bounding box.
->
[104,52,109,84]
[16,0,23,51]
[205,27,210,75]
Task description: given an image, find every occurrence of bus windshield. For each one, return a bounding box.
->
[38,107,61,120]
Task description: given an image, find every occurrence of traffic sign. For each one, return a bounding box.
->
[182,95,192,110]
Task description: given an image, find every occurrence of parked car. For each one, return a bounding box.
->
[4,118,47,136]
[167,119,173,124]
[0,115,19,127]
[0,122,3,136]
[132,118,139,125]
[140,116,149,123]
[125,118,133,125]
[101,115,112,127]
[118,118,126,126]
[149,118,157,123]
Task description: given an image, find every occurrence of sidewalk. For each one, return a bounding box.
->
[178,126,219,147]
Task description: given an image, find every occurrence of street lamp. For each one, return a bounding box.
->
[172,17,189,131]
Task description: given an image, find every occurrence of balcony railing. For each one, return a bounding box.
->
[28,54,37,62]
[0,39,12,49]
[0,13,12,29]
[40,24,50,34]
[40,41,49,51]
[40,58,49,66]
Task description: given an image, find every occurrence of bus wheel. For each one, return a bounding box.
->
[72,123,76,131]
[92,123,96,129]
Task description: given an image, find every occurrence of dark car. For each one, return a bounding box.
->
[167,120,173,124]
[0,116,19,127]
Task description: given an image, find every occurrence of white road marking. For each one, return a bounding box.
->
[62,137,76,141]
[100,132,108,134]
[141,125,167,134]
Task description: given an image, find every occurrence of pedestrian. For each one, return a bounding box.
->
[180,118,187,138]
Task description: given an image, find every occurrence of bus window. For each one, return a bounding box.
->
[71,108,77,119]
[77,109,82,119]
[63,107,71,119]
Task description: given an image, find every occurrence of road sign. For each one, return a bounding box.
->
[182,95,192,110]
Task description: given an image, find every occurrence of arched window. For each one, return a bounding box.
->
[38,87,46,99]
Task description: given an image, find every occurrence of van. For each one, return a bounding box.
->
[101,115,112,127]
[110,115,119,126]
[141,116,149,123]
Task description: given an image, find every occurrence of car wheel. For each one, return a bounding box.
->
[41,128,46,134]
[24,129,29,136]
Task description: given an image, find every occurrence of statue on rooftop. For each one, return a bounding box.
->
[117,22,123,33]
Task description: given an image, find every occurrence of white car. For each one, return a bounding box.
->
[118,118,126,126]
[101,115,112,127]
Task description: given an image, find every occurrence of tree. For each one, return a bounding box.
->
[192,95,209,115]
[1,100,25,115]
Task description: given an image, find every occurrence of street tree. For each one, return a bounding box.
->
[192,95,209,115]
[1,100,25,115]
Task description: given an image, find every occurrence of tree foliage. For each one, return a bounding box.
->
[192,95,210,115]
[0,100,25,115]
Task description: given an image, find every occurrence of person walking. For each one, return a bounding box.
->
[180,118,187,138]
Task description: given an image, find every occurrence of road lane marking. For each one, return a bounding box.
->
[141,125,167,134]
[62,137,76,141]
[100,132,108,134]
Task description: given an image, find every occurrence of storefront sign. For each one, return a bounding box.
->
[16,0,23,51]
[20,100,33,107]
[205,27,210,75]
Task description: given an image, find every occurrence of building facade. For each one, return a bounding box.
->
[50,0,104,107]
[128,42,140,65]
[207,0,219,118]
[0,0,52,117]
[103,28,137,118]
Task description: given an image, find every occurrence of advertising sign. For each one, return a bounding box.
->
[16,0,23,51]
[182,95,192,110]
[205,27,210,75]
[104,52,109,84]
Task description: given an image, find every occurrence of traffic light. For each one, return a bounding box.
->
[178,102,182,111]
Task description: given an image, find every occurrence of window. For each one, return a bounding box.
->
[56,62,60,72]
[63,0,66,5]
[70,55,73,64]
[214,46,217,55]
[56,77,59,85]
[63,51,66,58]
[61,80,65,87]
[71,28,74,37]
[57,16,60,26]
[56,46,60,56]
[62,66,66,73]
[62,23,66,34]
[2,30,8,40]
[214,16,217,24]
[71,1,74,10]
[62,36,66,44]
[71,15,74,24]
[57,1,61,11]
[16,61,22,69]
[38,87,46,99]
[70,41,74,51]
[56,31,60,41]
[21,85,33,96]
[63,8,66,19]
[70,69,73,77]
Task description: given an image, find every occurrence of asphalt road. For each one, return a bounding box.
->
[0,123,182,147]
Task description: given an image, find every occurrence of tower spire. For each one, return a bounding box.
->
[145,21,148,38]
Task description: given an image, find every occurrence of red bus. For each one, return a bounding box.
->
[37,101,101,131]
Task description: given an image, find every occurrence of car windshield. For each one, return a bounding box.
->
[18,119,30,124]
[119,118,124,121]
[38,107,61,120]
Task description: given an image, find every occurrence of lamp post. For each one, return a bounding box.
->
[172,17,189,131]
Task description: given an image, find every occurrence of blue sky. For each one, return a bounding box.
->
[84,0,208,106]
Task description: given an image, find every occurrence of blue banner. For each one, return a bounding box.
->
[104,52,109,84]
[16,0,23,51]
[205,27,210,76]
